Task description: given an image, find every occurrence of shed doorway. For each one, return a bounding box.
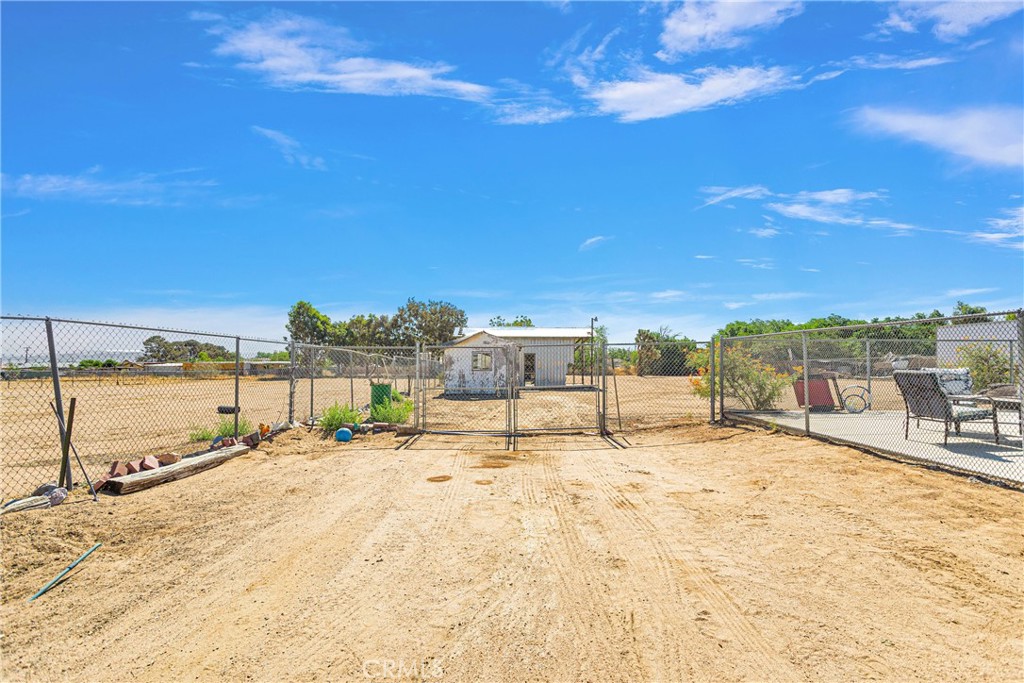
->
[523,353,536,385]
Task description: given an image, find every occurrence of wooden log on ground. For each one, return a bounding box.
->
[1,496,51,515]
[105,444,251,495]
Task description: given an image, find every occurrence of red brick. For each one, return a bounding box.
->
[107,461,122,476]
[125,459,144,474]
[91,474,111,492]
[110,462,128,478]
[141,455,160,471]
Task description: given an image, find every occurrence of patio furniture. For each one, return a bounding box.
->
[893,371,999,445]
[794,371,871,413]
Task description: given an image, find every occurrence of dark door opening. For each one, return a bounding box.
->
[523,353,536,385]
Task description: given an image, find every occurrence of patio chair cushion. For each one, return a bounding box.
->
[922,368,973,397]
[950,405,993,421]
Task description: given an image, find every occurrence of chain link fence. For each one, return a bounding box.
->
[604,341,711,431]
[1,314,720,499]
[718,310,1024,486]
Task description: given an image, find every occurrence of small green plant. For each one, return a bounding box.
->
[320,402,363,433]
[218,416,252,437]
[371,396,414,424]
[957,343,1013,390]
[188,417,253,442]
[188,426,216,442]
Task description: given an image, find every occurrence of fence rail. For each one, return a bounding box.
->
[717,310,1024,486]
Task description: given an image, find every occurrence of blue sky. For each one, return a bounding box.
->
[2,1,1022,342]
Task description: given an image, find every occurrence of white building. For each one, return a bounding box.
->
[936,320,1017,367]
[443,327,592,392]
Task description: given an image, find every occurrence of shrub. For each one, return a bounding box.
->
[371,396,414,424]
[957,343,1013,390]
[689,343,792,410]
[320,402,363,433]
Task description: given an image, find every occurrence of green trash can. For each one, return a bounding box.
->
[370,383,392,410]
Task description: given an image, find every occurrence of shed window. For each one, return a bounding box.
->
[472,352,492,371]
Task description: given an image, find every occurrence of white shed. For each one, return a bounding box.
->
[443,327,592,391]
[936,320,1017,367]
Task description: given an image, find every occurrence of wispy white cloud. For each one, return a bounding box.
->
[657,1,804,59]
[877,2,1022,42]
[799,267,821,273]
[945,287,997,297]
[791,189,885,204]
[855,105,1023,168]
[251,125,326,170]
[736,257,775,270]
[968,206,1024,250]
[650,289,686,302]
[698,184,772,208]
[693,254,715,260]
[1,169,217,206]
[844,53,955,70]
[751,291,809,301]
[750,227,780,238]
[579,235,611,251]
[589,65,794,122]
[723,301,753,310]
[205,12,492,101]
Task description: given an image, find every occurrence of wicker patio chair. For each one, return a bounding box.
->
[893,371,999,445]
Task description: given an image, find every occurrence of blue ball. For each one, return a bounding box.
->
[335,428,353,442]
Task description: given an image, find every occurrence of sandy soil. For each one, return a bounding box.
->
[2,424,1021,682]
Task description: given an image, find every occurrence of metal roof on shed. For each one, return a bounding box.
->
[450,327,592,345]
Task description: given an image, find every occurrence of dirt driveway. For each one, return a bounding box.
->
[2,424,1021,682]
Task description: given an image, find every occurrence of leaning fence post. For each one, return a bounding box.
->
[234,337,241,438]
[45,318,72,489]
[802,332,810,436]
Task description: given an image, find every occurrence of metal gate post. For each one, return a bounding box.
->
[234,337,241,438]
[601,343,608,433]
[865,338,872,410]
[288,340,296,423]
[414,342,421,430]
[709,338,716,423]
[309,348,315,423]
[719,338,726,420]
[45,318,71,489]
[802,332,810,435]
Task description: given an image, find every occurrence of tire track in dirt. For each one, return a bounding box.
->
[202,460,418,678]
[534,450,647,680]
[577,454,803,682]
[431,455,577,674]
[268,447,476,673]
[84,453,415,681]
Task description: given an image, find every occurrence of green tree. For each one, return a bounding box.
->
[489,315,534,327]
[286,301,343,345]
[951,301,991,324]
[392,298,467,345]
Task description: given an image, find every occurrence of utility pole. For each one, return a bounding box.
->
[590,316,598,385]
